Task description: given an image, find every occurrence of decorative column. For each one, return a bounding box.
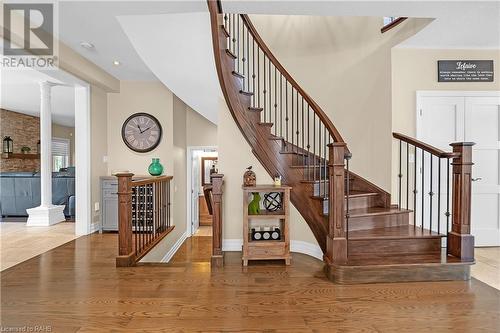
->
[27,81,65,226]
[447,142,475,261]
[115,173,135,267]
[210,174,224,268]
[324,143,348,266]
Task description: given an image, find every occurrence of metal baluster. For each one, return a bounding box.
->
[301,97,304,156]
[323,126,327,198]
[437,158,441,235]
[269,58,272,126]
[274,66,277,137]
[246,26,249,92]
[252,39,255,107]
[429,155,434,233]
[263,54,266,122]
[307,105,311,180]
[232,14,236,69]
[345,151,352,251]
[167,180,171,228]
[134,187,137,254]
[398,140,402,209]
[296,89,299,154]
[446,158,451,235]
[421,149,425,228]
[314,113,318,183]
[241,22,245,91]
[280,74,283,138]
[406,142,409,210]
[285,80,288,147]
[237,15,240,73]
[291,89,294,151]
[257,47,260,108]
[413,146,418,229]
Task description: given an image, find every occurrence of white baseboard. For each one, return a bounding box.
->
[89,222,100,234]
[222,239,323,261]
[161,232,188,263]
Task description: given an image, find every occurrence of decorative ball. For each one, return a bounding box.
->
[263,192,282,212]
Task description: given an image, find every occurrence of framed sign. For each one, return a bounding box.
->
[201,157,217,185]
[438,60,494,82]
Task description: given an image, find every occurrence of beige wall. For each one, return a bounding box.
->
[390,48,500,198]
[107,81,174,176]
[250,15,431,191]
[90,86,108,227]
[140,95,217,262]
[217,99,318,246]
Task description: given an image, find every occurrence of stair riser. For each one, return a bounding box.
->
[348,238,442,255]
[347,212,409,231]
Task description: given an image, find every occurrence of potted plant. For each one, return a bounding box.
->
[21,146,31,154]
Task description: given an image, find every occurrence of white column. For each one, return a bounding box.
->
[27,81,65,226]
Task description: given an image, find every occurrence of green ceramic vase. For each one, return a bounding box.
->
[248,192,261,215]
[148,158,164,176]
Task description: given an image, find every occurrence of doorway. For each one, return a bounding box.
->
[416,91,500,246]
[186,147,218,237]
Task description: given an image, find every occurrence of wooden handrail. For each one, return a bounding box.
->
[393,132,460,158]
[240,14,348,153]
[203,184,214,215]
[131,175,173,187]
[381,17,407,33]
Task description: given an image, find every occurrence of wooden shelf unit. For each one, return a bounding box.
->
[242,184,291,266]
[2,153,40,160]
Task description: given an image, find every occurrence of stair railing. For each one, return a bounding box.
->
[221,12,348,190]
[115,173,174,267]
[393,133,475,261]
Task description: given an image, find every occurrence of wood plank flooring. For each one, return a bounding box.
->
[1,233,500,332]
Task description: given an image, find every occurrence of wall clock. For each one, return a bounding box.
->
[121,112,162,153]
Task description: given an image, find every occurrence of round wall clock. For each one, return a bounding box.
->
[121,113,162,153]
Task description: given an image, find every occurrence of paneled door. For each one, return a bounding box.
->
[417,92,500,246]
[465,97,500,246]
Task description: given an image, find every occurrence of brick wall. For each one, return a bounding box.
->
[0,109,41,172]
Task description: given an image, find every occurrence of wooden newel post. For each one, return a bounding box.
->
[211,174,224,267]
[447,142,475,261]
[115,173,135,267]
[325,143,347,265]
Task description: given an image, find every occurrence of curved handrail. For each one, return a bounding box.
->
[239,14,348,152]
[393,132,460,158]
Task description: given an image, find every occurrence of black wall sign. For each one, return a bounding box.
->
[438,60,494,82]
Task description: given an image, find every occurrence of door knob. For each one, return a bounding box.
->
[472,177,482,182]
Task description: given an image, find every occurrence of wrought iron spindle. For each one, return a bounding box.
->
[406,142,409,209]
[429,155,433,233]
[237,15,240,73]
[263,53,266,122]
[437,157,441,234]
[398,140,402,209]
[413,146,418,228]
[446,158,451,234]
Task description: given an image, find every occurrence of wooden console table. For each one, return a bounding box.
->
[242,184,291,266]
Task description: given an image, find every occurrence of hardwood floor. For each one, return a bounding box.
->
[1,233,499,332]
[0,221,76,271]
[472,247,500,290]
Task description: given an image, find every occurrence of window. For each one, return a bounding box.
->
[52,138,70,171]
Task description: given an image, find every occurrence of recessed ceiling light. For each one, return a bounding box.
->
[113,60,121,66]
[80,41,94,49]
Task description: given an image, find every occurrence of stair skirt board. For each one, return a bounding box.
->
[222,239,323,261]
[158,231,188,263]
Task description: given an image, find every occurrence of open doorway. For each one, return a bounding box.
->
[187,147,218,238]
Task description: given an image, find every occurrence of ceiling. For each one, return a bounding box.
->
[0,69,76,127]
[3,1,498,126]
[58,1,208,81]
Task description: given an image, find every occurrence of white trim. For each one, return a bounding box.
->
[161,232,188,263]
[89,222,100,234]
[37,69,92,236]
[186,146,217,237]
[222,239,323,261]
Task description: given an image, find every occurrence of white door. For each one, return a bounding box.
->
[417,93,500,246]
[191,152,200,235]
[416,97,465,235]
[465,97,500,246]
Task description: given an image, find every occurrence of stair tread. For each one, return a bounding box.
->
[225,49,237,59]
[280,151,308,156]
[221,25,230,38]
[258,122,274,127]
[248,107,263,112]
[348,225,444,240]
[291,164,327,169]
[232,71,244,79]
[346,250,470,266]
[269,135,284,140]
[240,90,254,96]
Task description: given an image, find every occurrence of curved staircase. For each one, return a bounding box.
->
[207,1,474,283]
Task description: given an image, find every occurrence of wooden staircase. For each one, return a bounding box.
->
[207,1,474,283]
